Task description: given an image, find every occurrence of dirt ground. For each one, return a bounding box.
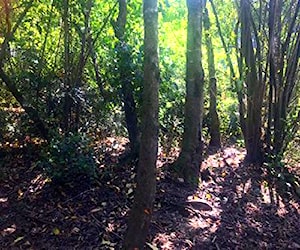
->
[1,138,299,249]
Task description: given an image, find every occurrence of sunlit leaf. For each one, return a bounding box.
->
[52,227,60,235]
[12,236,25,245]
[205,193,212,200]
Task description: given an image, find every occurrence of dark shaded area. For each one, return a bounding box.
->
[1,140,299,249]
[0,138,131,248]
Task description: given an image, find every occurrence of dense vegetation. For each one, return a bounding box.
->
[0,0,299,248]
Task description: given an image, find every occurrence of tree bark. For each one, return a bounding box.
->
[267,0,300,157]
[73,0,93,132]
[173,0,204,185]
[240,0,264,163]
[62,0,71,132]
[209,0,246,135]
[123,0,159,248]
[203,4,221,151]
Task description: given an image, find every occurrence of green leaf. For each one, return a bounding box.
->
[52,227,60,235]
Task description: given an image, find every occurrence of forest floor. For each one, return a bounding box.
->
[0,136,300,249]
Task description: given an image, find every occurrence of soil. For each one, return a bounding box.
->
[0,137,299,249]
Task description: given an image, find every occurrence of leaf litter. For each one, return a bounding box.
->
[0,138,299,249]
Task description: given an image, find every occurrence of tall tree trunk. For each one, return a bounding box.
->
[209,0,246,135]
[203,3,221,151]
[113,0,139,156]
[269,0,283,155]
[63,0,71,132]
[240,0,264,163]
[173,0,204,185]
[73,0,93,132]
[3,0,11,35]
[123,0,159,248]
[267,0,300,157]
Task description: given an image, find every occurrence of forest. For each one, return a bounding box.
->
[0,0,299,249]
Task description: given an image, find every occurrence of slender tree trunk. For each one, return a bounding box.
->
[123,0,159,248]
[72,0,93,132]
[269,0,283,155]
[203,4,221,150]
[0,68,49,140]
[3,0,11,35]
[209,0,246,135]
[267,0,300,157]
[240,0,264,163]
[63,0,71,132]
[113,0,139,156]
[173,0,204,185]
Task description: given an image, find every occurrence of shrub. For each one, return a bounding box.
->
[40,132,97,185]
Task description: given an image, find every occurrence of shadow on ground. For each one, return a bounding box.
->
[0,138,132,249]
[1,141,299,249]
[151,146,300,249]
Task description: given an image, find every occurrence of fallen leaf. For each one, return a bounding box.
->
[71,227,80,234]
[52,228,60,235]
[127,188,134,195]
[17,189,23,199]
[90,207,102,213]
[145,242,159,250]
[2,224,16,236]
[178,178,184,183]
[144,208,151,215]
[206,193,212,200]
[12,236,25,245]
[0,197,8,203]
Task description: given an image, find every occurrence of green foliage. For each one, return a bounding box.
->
[216,98,241,140]
[0,107,25,140]
[1,0,297,165]
[159,48,185,152]
[284,134,300,167]
[40,132,97,185]
[0,109,6,138]
[157,0,187,152]
[159,93,184,153]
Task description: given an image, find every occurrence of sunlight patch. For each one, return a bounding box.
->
[28,174,49,195]
[152,233,175,249]
[243,178,252,194]
[0,197,8,203]
[244,202,260,214]
[1,224,16,237]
